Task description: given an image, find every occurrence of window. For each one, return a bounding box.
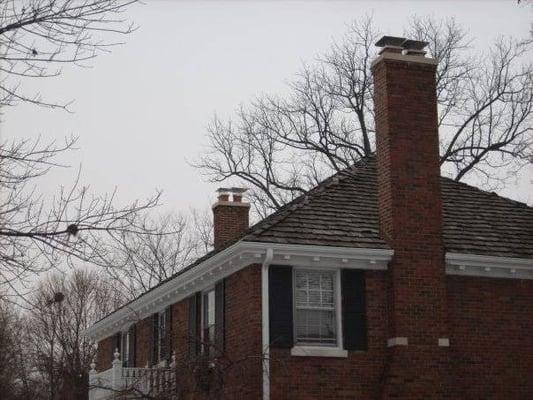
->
[294,269,338,346]
[121,331,130,367]
[202,288,216,354]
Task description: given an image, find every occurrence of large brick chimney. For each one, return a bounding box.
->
[212,188,250,250]
[371,37,452,398]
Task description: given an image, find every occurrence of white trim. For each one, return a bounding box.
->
[335,269,343,351]
[370,52,438,68]
[290,346,348,358]
[212,201,250,209]
[261,248,273,400]
[446,252,533,280]
[84,242,393,342]
[200,286,216,355]
[387,337,408,347]
[438,338,450,347]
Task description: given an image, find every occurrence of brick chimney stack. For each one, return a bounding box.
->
[212,188,250,250]
[371,37,451,398]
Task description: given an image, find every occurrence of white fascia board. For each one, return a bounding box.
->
[85,241,393,342]
[446,252,533,280]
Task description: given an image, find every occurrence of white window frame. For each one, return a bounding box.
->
[200,286,216,355]
[121,331,130,367]
[291,267,347,358]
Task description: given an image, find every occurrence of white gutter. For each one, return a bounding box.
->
[261,248,273,400]
[446,252,533,279]
[85,242,393,342]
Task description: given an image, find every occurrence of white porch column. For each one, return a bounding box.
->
[88,361,97,400]
[111,348,123,391]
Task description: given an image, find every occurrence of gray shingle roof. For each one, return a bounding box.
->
[243,157,533,259]
[94,157,532,326]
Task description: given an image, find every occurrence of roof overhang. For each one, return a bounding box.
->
[84,241,393,342]
[446,252,533,279]
[85,244,533,342]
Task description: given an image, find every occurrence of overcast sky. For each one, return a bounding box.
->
[3,1,532,219]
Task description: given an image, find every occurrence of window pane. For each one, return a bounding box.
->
[202,289,216,355]
[294,270,337,345]
[295,309,336,344]
[208,290,215,326]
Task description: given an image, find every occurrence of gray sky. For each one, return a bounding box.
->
[4,1,533,217]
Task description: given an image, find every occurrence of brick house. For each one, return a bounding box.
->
[86,36,533,400]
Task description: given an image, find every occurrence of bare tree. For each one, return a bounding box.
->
[0,0,138,109]
[0,300,21,399]
[190,207,213,256]
[195,16,533,217]
[104,208,214,300]
[0,0,172,304]
[105,213,205,300]
[23,269,123,400]
[0,133,163,304]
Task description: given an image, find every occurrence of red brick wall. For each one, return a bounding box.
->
[135,316,152,367]
[270,271,388,400]
[95,336,112,372]
[94,265,533,400]
[447,276,533,399]
[219,264,263,400]
[164,264,262,400]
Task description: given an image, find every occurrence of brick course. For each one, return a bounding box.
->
[447,276,533,399]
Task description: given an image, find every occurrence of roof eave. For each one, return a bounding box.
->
[84,241,394,342]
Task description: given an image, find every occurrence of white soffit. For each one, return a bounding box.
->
[84,241,393,342]
[446,252,533,280]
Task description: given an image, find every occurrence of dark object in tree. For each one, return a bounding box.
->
[0,135,162,305]
[0,1,165,306]
[53,292,65,304]
[67,224,79,236]
[0,0,139,109]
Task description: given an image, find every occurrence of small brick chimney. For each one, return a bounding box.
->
[212,188,250,250]
[371,37,452,398]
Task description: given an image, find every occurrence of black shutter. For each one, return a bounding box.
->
[164,305,173,363]
[342,269,368,351]
[215,280,225,355]
[188,292,201,357]
[269,265,293,348]
[151,313,159,365]
[111,333,120,362]
[128,325,136,367]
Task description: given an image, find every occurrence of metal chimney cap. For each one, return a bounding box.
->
[375,36,429,51]
[402,39,429,51]
[216,187,247,194]
[375,36,406,48]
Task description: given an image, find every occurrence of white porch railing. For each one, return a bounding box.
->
[89,349,177,400]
